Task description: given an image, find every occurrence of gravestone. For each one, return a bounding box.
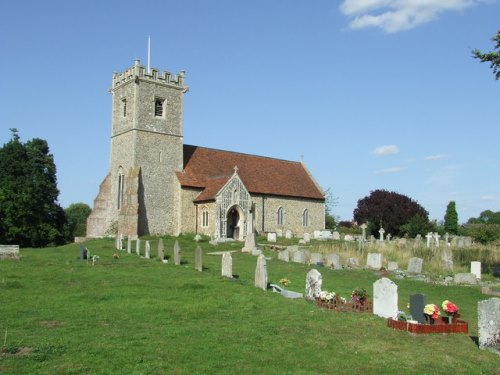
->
[303,233,311,243]
[267,232,277,243]
[407,257,423,274]
[194,234,202,242]
[174,240,181,265]
[387,261,398,271]
[415,234,422,242]
[79,245,88,261]
[305,269,322,301]
[195,246,203,272]
[332,231,340,240]
[158,239,164,261]
[135,238,141,256]
[426,232,433,248]
[398,238,407,246]
[457,238,465,248]
[145,241,151,259]
[433,233,441,247]
[325,253,341,269]
[310,253,323,265]
[471,261,481,280]
[347,257,359,267]
[277,229,283,237]
[410,293,427,324]
[292,251,305,264]
[373,278,398,319]
[478,298,500,353]
[242,228,259,253]
[360,223,367,241]
[221,252,232,278]
[366,253,383,270]
[386,233,392,242]
[454,273,478,285]
[379,228,385,241]
[127,236,132,254]
[344,234,354,241]
[441,247,454,270]
[255,254,268,290]
[278,249,289,262]
[285,230,292,239]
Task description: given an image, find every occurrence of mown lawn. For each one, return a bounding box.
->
[0,236,498,374]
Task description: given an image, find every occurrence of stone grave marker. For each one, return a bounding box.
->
[145,241,151,259]
[471,261,481,280]
[426,232,433,248]
[366,253,383,270]
[478,298,500,353]
[285,230,292,239]
[221,252,232,278]
[332,231,340,240]
[278,249,289,262]
[292,251,305,264]
[194,234,202,242]
[454,273,478,285]
[305,269,322,301]
[79,245,87,261]
[135,238,141,256]
[267,232,277,243]
[379,228,385,241]
[303,233,311,243]
[255,254,268,290]
[309,253,323,265]
[407,257,423,274]
[174,240,181,265]
[344,234,354,241]
[347,257,359,267]
[387,261,398,271]
[434,233,441,247]
[127,236,132,254]
[360,223,367,241]
[158,239,164,261]
[441,247,454,270]
[242,228,259,253]
[277,229,283,237]
[325,253,341,269]
[410,293,427,324]
[195,246,203,272]
[373,278,398,319]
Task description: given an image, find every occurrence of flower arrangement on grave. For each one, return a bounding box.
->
[317,290,336,303]
[423,304,440,324]
[441,300,458,323]
[351,287,368,304]
[279,278,290,286]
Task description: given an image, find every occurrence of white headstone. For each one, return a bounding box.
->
[426,232,433,248]
[471,261,481,279]
[127,236,132,254]
[221,252,232,278]
[303,233,311,243]
[285,230,292,239]
[325,253,341,269]
[145,240,151,259]
[366,253,383,270]
[309,253,323,264]
[305,269,322,301]
[135,238,141,256]
[174,240,181,265]
[195,246,203,272]
[332,231,340,240]
[255,254,268,290]
[378,228,385,241]
[407,257,423,274]
[387,261,398,271]
[360,223,367,241]
[276,229,283,237]
[344,234,354,242]
[478,297,500,353]
[267,232,277,243]
[278,249,289,262]
[373,278,398,319]
[292,251,305,264]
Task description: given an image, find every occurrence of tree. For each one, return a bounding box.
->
[0,129,66,247]
[443,201,459,234]
[64,203,92,240]
[324,188,338,230]
[400,214,436,238]
[467,210,500,225]
[472,30,500,80]
[353,189,429,236]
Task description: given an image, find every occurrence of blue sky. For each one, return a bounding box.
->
[1,0,498,223]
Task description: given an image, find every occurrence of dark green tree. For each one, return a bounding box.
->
[353,189,429,236]
[443,201,459,234]
[64,203,92,240]
[467,210,500,225]
[0,129,66,247]
[323,188,338,230]
[399,214,436,238]
[472,30,500,80]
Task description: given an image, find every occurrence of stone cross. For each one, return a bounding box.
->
[195,246,203,272]
[434,233,441,247]
[221,252,232,278]
[254,254,268,291]
[174,240,181,265]
[426,232,433,248]
[386,233,392,241]
[305,269,322,300]
[378,228,385,241]
[360,223,367,241]
[373,278,398,319]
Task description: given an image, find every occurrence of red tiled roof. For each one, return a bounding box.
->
[176,145,324,202]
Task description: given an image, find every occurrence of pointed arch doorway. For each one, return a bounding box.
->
[227,205,244,240]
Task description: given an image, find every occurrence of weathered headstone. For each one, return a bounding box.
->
[387,261,398,271]
[255,254,268,290]
[267,232,277,243]
[434,232,441,247]
[174,240,181,265]
[195,246,203,272]
[305,269,322,301]
[426,232,433,248]
[360,223,367,241]
[145,241,151,259]
[303,233,311,243]
[221,252,232,278]
[478,298,500,353]
[325,253,341,269]
[127,236,132,254]
[454,273,478,285]
[194,234,202,242]
[332,231,340,240]
[379,228,385,241]
[441,247,454,270]
[309,253,323,265]
[410,293,427,324]
[373,278,398,319]
[242,228,259,253]
[79,245,87,261]
[135,238,141,256]
[347,257,359,267]
[344,234,354,241]
[278,249,289,262]
[285,230,292,239]
[407,257,423,274]
[277,229,283,237]
[292,251,305,264]
[157,239,164,261]
[366,253,383,270]
[471,261,481,280]
[386,233,392,242]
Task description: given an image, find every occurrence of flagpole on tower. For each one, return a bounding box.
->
[147,36,151,73]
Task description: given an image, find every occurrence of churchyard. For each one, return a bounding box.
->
[0,235,499,374]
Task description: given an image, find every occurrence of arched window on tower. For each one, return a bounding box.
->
[277,207,284,226]
[202,207,209,228]
[154,98,165,117]
[302,209,309,227]
[117,168,125,210]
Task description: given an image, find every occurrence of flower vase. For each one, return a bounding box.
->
[425,314,434,325]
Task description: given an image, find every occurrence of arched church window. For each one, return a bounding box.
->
[302,209,309,227]
[154,98,165,117]
[277,207,284,226]
[202,208,209,228]
[117,168,125,210]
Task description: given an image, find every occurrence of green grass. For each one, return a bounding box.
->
[0,236,499,374]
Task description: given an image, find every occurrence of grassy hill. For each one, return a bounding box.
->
[0,236,498,374]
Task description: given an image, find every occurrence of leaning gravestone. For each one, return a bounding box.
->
[366,253,383,270]
[195,246,203,272]
[325,253,341,269]
[135,238,141,256]
[309,253,323,265]
[174,240,181,265]
[478,298,500,354]
[373,278,398,319]
[410,293,427,324]
[221,252,232,278]
[278,249,289,262]
[292,251,305,264]
[471,261,481,280]
[144,241,151,259]
[157,239,164,261]
[305,269,322,301]
[407,257,423,274]
[255,254,268,290]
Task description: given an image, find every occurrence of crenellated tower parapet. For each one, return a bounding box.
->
[112,59,188,92]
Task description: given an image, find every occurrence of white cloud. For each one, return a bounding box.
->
[373,166,405,174]
[424,154,447,161]
[339,0,479,32]
[373,144,399,156]
[481,195,500,202]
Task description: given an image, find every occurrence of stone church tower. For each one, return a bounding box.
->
[87,60,188,237]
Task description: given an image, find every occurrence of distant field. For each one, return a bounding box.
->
[0,236,498,374]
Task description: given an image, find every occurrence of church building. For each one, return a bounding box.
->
[87,60,325,240]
